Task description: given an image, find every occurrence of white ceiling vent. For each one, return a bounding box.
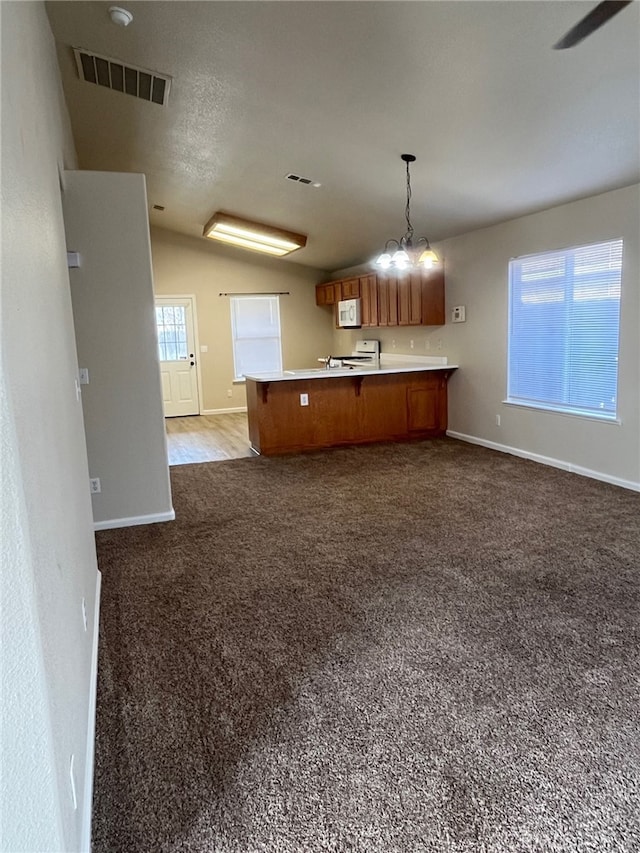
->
[72,48,172,106]
[285,173,321,188]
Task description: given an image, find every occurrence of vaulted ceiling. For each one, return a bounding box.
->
[46,1,640,271]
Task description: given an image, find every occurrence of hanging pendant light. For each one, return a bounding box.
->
[375,154,439,272]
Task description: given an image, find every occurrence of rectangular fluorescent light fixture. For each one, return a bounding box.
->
[203,212,307,257]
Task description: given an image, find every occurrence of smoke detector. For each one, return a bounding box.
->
[109,6,133,27]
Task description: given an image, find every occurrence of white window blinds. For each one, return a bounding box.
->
[230,295,282,379]
[507,239,623,420]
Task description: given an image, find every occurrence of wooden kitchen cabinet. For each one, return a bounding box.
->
[398,274,422,325]
[315,282,339,306]
[316,277,360,306]
[340,278,361,299]
[398,269,445,326]
[246,369,455,456]
[421,268,446,325]
[317,266,444,326]
[377,274,399,327]
[359,274,378,327]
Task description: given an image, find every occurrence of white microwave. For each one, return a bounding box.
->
[338,298,361,328]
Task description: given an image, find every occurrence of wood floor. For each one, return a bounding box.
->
[165,412,254,465]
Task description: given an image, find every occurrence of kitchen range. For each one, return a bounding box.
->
[319,339,381,370]
[244,341,458,456]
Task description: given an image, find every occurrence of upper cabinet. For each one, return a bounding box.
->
[340,278,361,299]
[377,275,399,327]
[316,266,445,327]
[396,270,445,326]
[359,274,378,327]
[420,268,445,325]
[315,276,362,306]
[315,281,338,306]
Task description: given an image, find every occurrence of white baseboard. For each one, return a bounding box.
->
[446,430,640,492]
[81,570,102,852]
[200,407,248,415]
[93,508,175,531]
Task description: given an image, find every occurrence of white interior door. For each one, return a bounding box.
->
[155,297,200,417]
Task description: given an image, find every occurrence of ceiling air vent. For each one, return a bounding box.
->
[72,48,172,106]
[285,173,321,188]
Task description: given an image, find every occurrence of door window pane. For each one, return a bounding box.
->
[155,303,189,362]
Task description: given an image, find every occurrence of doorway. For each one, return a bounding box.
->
[155,296,201,417]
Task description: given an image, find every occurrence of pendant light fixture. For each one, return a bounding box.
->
[375,154,438,272]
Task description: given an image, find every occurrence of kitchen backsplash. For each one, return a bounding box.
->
[333,325,453,360]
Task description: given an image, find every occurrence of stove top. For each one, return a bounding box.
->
[320,340,381,370]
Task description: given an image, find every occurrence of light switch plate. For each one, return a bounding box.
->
[452,305,466,323]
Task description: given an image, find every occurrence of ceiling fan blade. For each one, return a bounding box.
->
[553,0,632,49]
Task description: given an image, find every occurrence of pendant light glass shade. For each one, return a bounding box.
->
[374,154,439,272]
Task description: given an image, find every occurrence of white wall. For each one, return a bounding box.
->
[442,185,639,488]
[335,185,639,488]
[64,172,174,528]
[1,3,100,851]
[151,227,334,412]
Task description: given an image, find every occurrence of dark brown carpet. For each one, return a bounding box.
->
[93,438,640,852]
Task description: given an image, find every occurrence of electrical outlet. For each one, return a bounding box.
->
[89,478,101,494]
[82,597,87,632]
[227,389,232,398]
[410,339,414,349]
[391,339,397,349]
[437,339,443,351]
[300,393,309,407]
[496,414,501,426]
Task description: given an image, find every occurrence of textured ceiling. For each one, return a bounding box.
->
[46,1,640,272]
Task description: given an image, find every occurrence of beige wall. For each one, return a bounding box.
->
[63,172,173,528]
[335,185,639,488]
[150,227,334,412]
[1,3,99,850]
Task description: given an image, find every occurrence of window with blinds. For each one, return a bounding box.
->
[230,295,282,379]
[507,239,623,420]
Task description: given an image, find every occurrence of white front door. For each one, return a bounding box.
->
[155,297,200,417]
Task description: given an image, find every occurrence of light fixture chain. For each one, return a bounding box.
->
[374,152,438,271]
[405,158,414,242]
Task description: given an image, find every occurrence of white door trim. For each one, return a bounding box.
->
[156,294,203,416]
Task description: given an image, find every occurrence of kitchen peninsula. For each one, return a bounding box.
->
[245,356,457,456]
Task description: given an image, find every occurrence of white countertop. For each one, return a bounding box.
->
[244,355,458,383]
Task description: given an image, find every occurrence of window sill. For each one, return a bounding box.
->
[503,400,621,425]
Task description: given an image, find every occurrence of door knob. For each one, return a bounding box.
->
[190,360,195,366]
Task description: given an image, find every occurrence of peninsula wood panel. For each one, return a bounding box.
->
[246,370,454,455]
